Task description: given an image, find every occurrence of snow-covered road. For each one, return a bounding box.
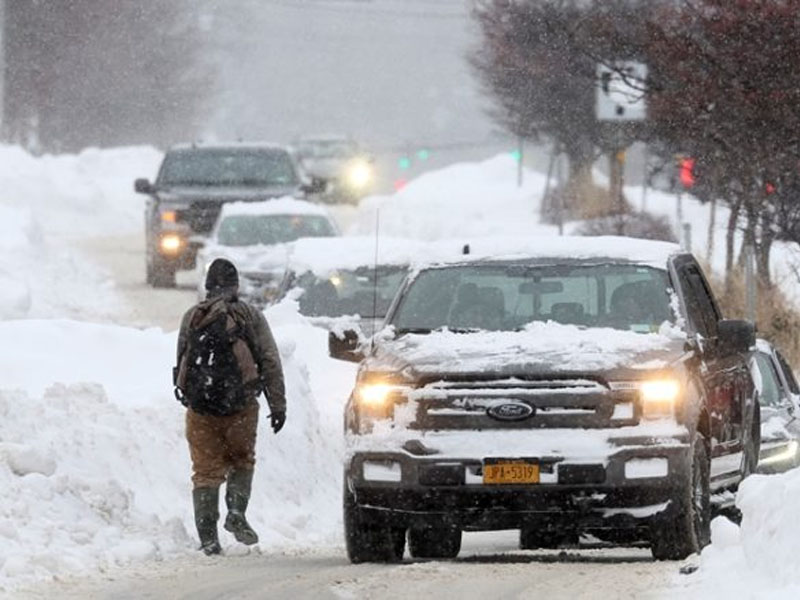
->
[78,234,198,332]
[15,532,680,600]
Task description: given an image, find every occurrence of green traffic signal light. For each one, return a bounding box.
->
[510,149,522,163]
[398,156,412,170]
[416,149,430,161]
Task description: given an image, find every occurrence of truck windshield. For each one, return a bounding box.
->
[391,263,673,333]
[216,214,336,247]
[158,149,299,187]
[296,140,358,160]
[295,265,408,318]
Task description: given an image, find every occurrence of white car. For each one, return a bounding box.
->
[196,197,339,305]
[751,339,800,473]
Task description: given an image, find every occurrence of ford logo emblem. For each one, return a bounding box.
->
[487,402,534,421]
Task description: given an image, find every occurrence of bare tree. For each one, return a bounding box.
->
[646,0,800,287]
[471,0,652,218]
[3,0,211,152]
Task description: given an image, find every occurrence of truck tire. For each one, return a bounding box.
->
[519,527,575,550]
[343,486,404,564]
[408,526,461,559]
[650,434,711,560]
[148,258,176,289]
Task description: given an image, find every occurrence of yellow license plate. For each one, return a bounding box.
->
[483,460,540,485]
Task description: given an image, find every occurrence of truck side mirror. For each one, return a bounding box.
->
[134,178,153,194]
[717,319,755,356]
[302,177,327,196]
[329,329,364,363]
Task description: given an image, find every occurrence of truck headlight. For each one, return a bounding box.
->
[640,379,681,419]
[356,383,400,407]
[159,233,184,255]
[345,160,373,190]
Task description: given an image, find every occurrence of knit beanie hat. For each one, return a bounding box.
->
[205,258,239,291]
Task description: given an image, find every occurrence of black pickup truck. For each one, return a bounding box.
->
[330,240,759,562]
[134,143,318,287]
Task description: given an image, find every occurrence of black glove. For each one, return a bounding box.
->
[270,411,286,434]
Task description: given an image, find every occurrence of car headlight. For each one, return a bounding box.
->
[639,379,681,419]
[345,160,373,190]
[761,440,799,466]
[159,233,184,254]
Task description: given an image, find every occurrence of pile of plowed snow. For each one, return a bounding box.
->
[683,471,800,599]
[0,303,355,591]
[351,155,556,240]
[0,145,162,321]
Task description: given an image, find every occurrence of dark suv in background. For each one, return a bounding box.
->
[331,242,758,562]
[134,143,319,287]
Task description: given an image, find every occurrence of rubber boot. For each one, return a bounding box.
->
[193,487,222,555]
[224,469,259,545]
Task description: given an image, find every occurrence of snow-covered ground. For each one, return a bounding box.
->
[0,145,161,322]
[0,307,354,590]
[2,144,800,597]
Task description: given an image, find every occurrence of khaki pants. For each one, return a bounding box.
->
[186,399,259,488]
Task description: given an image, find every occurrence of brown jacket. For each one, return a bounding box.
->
[177,292,286,414]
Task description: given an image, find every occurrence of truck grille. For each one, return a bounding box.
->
[407,377,639,430]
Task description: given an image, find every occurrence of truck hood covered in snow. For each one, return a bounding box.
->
[366,321,687,380]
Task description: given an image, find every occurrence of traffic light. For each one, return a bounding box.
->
[416,149,430,161]
[510,149,522,163]
[679,157,696,189]
[398,156,411,170]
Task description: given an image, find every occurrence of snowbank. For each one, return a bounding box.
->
[350,155,557,240]
[683,470,800,599]
[0,145,163,321]
[0,302,356,591]
[0,144,162,239]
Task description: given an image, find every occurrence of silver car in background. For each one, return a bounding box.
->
[751,339,800,473]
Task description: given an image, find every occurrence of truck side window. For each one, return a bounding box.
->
[683,266,720,338]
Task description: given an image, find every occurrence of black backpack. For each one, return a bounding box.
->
[175,300,260,416]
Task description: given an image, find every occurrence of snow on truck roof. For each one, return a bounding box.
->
[420,235,682,270]
[284,235,682,278]
[219,197,332,219]
[168,142,290,152]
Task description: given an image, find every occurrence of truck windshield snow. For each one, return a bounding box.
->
[391,263,673,333]
[216,214,336,247]
[158,149,299,187]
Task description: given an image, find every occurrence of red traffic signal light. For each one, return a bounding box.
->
[679,157,696,189]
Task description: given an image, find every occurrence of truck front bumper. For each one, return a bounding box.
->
[346,433,691,533]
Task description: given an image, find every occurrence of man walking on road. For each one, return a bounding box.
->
[175,258,286,555]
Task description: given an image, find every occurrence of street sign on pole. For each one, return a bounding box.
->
[596,61,647,122]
